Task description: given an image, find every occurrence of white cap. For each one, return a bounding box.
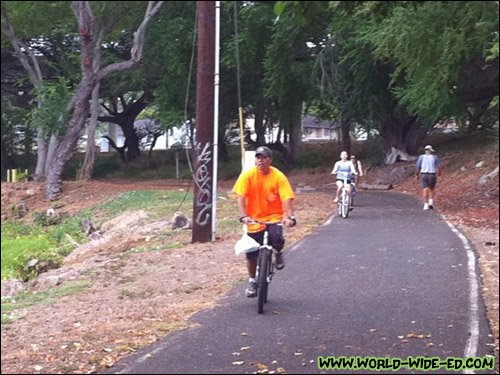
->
[424,145,435,152]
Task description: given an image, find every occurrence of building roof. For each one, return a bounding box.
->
[302,115,339,129]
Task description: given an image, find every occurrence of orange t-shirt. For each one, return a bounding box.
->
[233,166,295,233]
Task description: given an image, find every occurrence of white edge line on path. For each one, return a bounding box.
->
[442,216,480,375]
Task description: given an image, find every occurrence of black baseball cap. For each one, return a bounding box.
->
[255,146,273,158]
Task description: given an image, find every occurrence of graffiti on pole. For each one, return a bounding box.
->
[194,142,212,226]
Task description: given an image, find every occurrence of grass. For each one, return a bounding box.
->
[1,190,198,281]
[1,280,91,324]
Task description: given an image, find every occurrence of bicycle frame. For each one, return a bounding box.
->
[338,175,352,219]
[249,221,283,314]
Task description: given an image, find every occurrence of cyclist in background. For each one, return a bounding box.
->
[350,154,364,185]
[332,151,357,203]
[233,146,297,298]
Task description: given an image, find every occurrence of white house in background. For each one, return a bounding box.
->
[302,115,340,142]
[98,114,345,153]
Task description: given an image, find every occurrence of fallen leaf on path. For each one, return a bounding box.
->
[233,361,245,366]
[257,363,269,370]
[407,332,432,339]
[100,356,115,368]
[241,332,247,336]
[241,346,252,351]
[426,343,435,347]
[34,365,44,372]
[277,368,286,373]
[370,328,378,333]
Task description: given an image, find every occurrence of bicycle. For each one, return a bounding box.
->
[337,175,352,219]
[248,220,285,314]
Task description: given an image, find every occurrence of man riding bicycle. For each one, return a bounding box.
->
[233,146,296,298]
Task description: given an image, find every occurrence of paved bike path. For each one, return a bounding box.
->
[109,192,494,374]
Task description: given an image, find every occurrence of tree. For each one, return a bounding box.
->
[45,1,164,199]
[367,1,499,133]
[1,1,74,181]
[265,2,329,163]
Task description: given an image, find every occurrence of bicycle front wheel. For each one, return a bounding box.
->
[341,191,350,219]
[257,250,269,314]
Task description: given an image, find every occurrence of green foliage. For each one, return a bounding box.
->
[365,1,499,121]
[29,77,73,135]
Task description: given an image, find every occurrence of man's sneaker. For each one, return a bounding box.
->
[245,279,257,298]
[275,252,285,270]
[428,199,434,209]
[423,203,430,210]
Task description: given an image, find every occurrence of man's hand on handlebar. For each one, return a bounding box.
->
[284,217,296,228]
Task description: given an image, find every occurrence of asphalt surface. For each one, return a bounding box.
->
[109,192,494,374]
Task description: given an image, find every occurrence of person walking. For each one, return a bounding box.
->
[416,145,442,210]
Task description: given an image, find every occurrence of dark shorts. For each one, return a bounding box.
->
[337,179,354,185]
[246,224,285,261]
[420,173,437,189]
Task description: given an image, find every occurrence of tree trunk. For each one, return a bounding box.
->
[254,100,266,145]
[340,116,351,154]
[467,98,491,134]
[33,128,48,181]
[46,90,92,199]
[44,134,60,177]
[120,118,141,161]
[379,114,427,156]
[78,82,101,180]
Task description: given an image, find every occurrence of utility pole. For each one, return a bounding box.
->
[192,1,215,243]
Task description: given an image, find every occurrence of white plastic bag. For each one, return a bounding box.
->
[234,226,260,256]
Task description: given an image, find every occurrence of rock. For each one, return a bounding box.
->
[478,165,499,185]
[26,259,58,275]
[25,189,37,197]
[30,268,81,291]
[1,279,26,297]
[12,201,29,218]
[172,212,191,230]
[101,210,149,233]
[460,166,467,172]
[384,147,417,165]
[82,219,98,236]
[359,182,393,190]
[475,161,485,168]
[296,186,316,193]
[89,231,103,241]
[46,208,57,218]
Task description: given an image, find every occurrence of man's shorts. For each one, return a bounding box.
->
[246,224,285,261]
[420,173,437,189]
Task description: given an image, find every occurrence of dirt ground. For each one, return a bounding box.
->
[1,179,335,374]
[1,159,498,373]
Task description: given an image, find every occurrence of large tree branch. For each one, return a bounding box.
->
[97,1,165,81]
[1,4,43,87]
